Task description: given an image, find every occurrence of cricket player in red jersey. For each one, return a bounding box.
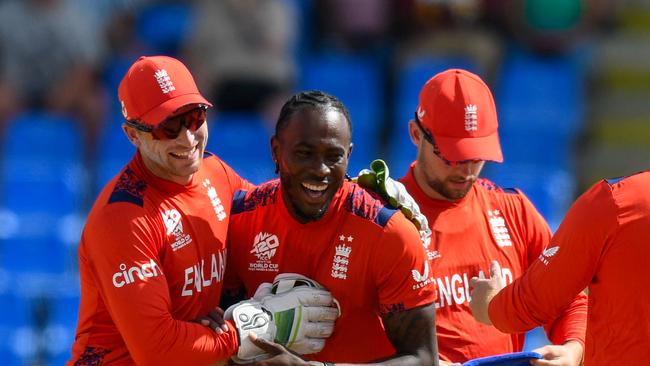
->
[470,171,650,365]
[68,56,337,366]
[397,69,588,365]
[223,91,438,365]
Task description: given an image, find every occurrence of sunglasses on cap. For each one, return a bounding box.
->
[413,112,481,167]
[126,104,209,140]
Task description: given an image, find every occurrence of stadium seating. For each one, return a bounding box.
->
[96,110,136,191]
[207,112,276,185]
[136,3,194,56]
[0,112,86,275]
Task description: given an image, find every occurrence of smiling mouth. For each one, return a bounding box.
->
[301,182,328,199]
[169,146,198,159]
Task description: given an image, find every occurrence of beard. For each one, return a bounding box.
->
[427,176,475,201]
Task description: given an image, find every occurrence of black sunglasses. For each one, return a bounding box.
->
[413,112,479,167]
[126,105,209,140]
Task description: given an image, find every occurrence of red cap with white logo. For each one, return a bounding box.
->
[118,55,212,127]
[417,68,503,162]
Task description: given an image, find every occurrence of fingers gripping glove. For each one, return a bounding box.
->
[355,159,432,246]
[226,274,339,363]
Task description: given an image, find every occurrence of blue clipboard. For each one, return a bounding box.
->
[462,351,543,366]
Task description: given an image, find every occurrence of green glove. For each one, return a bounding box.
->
[354,159,432,246]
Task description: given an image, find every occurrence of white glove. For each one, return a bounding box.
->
[355,159,432,247]
[226,274,339,363]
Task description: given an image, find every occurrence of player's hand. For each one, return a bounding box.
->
[469,260,506,325]
[226,274,339,363]
[246,332,316,366]
[530,340,584,366]
[354,159,432,246]
[193,306,229,334]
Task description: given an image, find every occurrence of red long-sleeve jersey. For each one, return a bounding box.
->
[68,151,251,366]
[224,180,436,363]
[489,170,650,365]
[400,163,587,363]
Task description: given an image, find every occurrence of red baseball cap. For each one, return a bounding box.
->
[118,55,212,126]
[416,68,503,162]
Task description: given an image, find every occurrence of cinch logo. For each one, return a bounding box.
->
[112,259,161,288]
[539,246,559,265]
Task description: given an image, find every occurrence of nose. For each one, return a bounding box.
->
[455,160,481,175]
[175,126,196,145]
[310,156,331,178]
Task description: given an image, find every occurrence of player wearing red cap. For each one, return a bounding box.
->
[398,69,588,365]
[68,57,337,366]
[470,171,650,365]
[223,91,438,365]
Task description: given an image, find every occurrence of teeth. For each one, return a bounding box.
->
[302,182,327,192]
[172,147,196,158]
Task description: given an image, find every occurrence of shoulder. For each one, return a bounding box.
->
[342,181,400,229]
[582,170,650,212]
[105,166,148,207]
[231,179,280,215]
[603,169,650,191]
[474,178,534,208]
[475,178,521,197]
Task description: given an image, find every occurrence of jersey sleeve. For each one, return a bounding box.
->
[516,191,588,345]
[489,181,617,335]
[372,212,436,314]
[81,203,239,366]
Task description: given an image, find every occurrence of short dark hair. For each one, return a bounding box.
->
[274,90,352,137]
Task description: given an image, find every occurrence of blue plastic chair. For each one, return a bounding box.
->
[0,112,86,275]
[136,3,194,55]
[496,48,585,138]
[96,110,136,191]
[208,113,276,185]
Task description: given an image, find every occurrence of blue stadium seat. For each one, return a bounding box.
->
[388,56,480,179]
[496,48,585,138]
[299,52,382,174]
[96,110,136,191]
[0,290,36,366]
[48,292,81,365]
[207,112,276,185]
[0,112,86,275]
[136,3,194,55]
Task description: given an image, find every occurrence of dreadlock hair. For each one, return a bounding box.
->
[274,90,352,137]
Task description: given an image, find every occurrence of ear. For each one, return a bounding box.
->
[270,135,280,164]
[122,124,141,148]
[408,120,421,146]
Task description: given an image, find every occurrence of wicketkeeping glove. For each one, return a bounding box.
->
[354,159,432,246]
[225,273,339,363]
